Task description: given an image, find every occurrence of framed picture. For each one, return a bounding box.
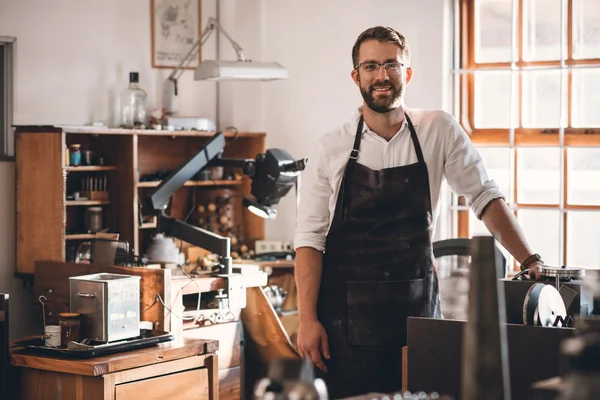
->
[150,0,202,69]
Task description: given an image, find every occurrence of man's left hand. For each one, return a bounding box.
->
[528,261,543,280]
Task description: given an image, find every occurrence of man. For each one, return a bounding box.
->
[293,26,544,398]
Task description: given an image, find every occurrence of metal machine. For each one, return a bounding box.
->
[501,265,595,328]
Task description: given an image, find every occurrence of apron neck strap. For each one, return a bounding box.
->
[350,113,425,164]
[404,113,425,164]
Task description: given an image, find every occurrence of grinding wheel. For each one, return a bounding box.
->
[522,283,567,327]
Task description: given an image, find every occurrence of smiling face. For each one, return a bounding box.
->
[351,39,413,114]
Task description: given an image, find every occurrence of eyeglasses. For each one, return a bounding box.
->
[355,62,404,74]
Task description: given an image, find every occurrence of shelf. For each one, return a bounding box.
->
[137,180,243,188]
[65,233,96,240]
[65,166,117,172]
[66,200,111,206]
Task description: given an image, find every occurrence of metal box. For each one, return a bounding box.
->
[69,273,141,343]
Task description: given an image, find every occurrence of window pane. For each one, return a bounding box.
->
[477,147,511,200]
[572,68,600,128]
[567,211,600,268]
[517,209,560,266]
[573,0,600,59]
[517,147,560,204]
[475,0,514,63]
[522,70,567,128]
[474,71,516,128]
[523,0,562,61]
[469,210,490,237]
[567,148,600,205]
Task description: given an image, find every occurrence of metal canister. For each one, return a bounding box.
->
[84,207,103,233]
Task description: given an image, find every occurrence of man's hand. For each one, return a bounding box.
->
[297,319,330,372]
[528,261,543,280]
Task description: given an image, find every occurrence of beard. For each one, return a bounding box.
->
[360,80,404,114]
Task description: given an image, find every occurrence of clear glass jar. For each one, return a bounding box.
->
[120,72,147,128]
[58,312,81,346]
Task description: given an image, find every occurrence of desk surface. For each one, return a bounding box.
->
[10,338,218,377]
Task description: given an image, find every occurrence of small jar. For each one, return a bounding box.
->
[58,312,81,346]
[69,144,82,165]
[44,325,61,347]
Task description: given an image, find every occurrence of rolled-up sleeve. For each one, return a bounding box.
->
[294,139,333,252]
[443,115,505,219]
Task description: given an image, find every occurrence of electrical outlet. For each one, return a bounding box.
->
[255,240,284,254]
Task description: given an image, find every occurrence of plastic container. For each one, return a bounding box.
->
[44,325,61,347]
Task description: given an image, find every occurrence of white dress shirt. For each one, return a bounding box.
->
[294,106,505,252]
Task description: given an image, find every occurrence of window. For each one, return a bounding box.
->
[450,0,600,270]
[0,37,15,160]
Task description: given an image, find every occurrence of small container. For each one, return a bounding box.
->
[69,144,82,166]
[44,325,61,347]
[59,312,81,345]
[85,207,103,233]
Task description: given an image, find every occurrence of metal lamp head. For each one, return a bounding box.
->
[194,59,289,81]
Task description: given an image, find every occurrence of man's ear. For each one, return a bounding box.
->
[351,68,360,87]
[405,67,413,85]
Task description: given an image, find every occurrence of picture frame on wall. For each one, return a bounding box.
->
[150,0,202,69]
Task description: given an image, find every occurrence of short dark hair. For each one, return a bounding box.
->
[352,26,410,68]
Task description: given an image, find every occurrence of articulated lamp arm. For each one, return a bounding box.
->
[167,17,246,86]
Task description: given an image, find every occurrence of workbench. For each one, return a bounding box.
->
[33,260,268,400]
[10,338,218,400]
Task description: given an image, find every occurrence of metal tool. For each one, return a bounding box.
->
[38,295,47,327]
[523,283,568,327]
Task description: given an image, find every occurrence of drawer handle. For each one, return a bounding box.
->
[77,292,96,298]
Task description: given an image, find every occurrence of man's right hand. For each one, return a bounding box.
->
[297,319,330,372]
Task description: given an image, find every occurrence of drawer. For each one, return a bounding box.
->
[115,368,209,400]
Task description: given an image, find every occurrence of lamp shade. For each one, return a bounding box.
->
[194,60,289,81]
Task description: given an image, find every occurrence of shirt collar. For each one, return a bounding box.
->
[350,105,418,136]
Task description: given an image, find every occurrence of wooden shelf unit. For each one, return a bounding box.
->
[15,126,266,275]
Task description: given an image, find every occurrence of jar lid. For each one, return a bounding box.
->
[59,312,80,319]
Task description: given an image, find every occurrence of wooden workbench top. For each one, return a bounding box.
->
[10,338,218,377]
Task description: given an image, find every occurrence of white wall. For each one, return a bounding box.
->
[256,0,454,242]
[0,0,452,338]
[0,0,221,338]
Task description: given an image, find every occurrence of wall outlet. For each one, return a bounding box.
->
[255,240,284,254]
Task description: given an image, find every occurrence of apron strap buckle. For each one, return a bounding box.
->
[349,149,359,159]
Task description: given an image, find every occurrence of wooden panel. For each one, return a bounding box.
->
[17,369,105,400]
[16,131,66,274]
[112,135,136,253]
[218,366,241,400]
[115,368,209,400]
[11,338,216,377]
[182,321,242,369]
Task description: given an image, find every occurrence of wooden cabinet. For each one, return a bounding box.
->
[15,126,266,275]
[10,338,219,400]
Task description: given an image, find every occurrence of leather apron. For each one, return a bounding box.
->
[316,113,441,399]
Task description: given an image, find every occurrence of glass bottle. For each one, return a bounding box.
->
[120,72,147,129]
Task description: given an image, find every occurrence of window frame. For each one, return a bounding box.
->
[0,36,15,161]
[452,0,600,269]
[458,0,600,146]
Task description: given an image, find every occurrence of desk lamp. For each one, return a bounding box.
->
[164,16,288,115]
[145,131,306,278]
